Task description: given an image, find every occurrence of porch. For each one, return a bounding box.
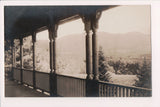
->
[4,6,151,97]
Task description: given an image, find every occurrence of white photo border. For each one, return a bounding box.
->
[1,1,160,107]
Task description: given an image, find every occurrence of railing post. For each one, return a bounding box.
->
[48,22,58,96]
[20,37,23,84]
[32,32,36,89]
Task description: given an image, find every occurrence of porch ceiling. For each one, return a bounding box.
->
[4,6,117,41]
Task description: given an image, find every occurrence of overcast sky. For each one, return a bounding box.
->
[37,5,150,40]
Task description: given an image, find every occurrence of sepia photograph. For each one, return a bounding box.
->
[4,5,152,97]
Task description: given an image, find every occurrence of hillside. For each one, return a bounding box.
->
[34,31,151,74]
[36,32,151,58]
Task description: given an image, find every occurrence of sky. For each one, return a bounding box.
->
[37,5,150,40]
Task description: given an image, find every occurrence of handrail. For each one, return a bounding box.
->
[57,73,86,80]
[99,81,151,91]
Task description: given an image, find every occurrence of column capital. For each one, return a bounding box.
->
[32,32,36,43]
[91,11,102,33]
[80,15,92,34]
[11,39,14,47]
[48,23,58,41]
[19,37,23,45]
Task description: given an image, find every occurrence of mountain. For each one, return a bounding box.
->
[25,32,151,80]
[35,31,151,59]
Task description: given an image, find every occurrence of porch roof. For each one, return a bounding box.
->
[4,6,117,40]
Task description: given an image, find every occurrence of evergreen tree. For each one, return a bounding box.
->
[134,57,151,89]
[98,46,111,82]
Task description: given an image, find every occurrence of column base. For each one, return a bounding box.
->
[86,79,99,97]
[50,73,57,97]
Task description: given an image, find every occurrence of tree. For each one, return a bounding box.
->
[108,60,125,74]
[126,62,140,75]
[134,57,151,89]
[98,46,111,82]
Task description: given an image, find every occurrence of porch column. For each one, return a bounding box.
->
[11,39,15,80]
[91,11,101,81]
[81,15,93,80]
[82,11,102,97]
[20,37,23,84]
[81,15,94,97]
[48,23,58,96]
[32,32,36,88]
[53,24,58,96]
[49,27,54,96]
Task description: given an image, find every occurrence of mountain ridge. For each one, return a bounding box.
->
[36,32,151,58]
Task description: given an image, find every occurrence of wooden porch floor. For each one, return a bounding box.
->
[5,78,49,97]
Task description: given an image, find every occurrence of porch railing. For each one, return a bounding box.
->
[5,67,152,97]
[99,81,151,97]
[57,74,86,97]
[35,71,50,92]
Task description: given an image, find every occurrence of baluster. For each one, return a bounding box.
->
[104,85,106,97]
[101,84,103,97]
[139,90,142,97]
[134,89,136,97]
[60,76,62,95]
[107,85,109,97]
[126,88,128,97]
[61,76,63,96]
[72,78,74,96]
[115,86,117,97]
[119,87,122,97]
[146,90,150,97]
[102,84,104,97]
[112,86,114,97]
[84,80,86,97]
[143,90,146,97]
[109,86,112,97]
[83,80,85,97]
[130,88,132,97]
[148,90,151,97]
[110,85,112,97]
[81,80,83,97]
[66,77,68,96]
[65,77,66,96]
[102,84,105,97]
[113,86,115,97]
[76,79,78,97]
[70,78,72,97]
[128,88,130,97]
[80,80,82,96]
[71,78,73,97]
[117,87,119,97]
[99,84,101,97]
[122,87,124,97]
